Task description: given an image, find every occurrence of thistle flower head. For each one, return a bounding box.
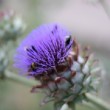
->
[15,23,73,76]
[14,23,101,108]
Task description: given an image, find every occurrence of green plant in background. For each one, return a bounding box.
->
[0,9,26,43]
[0,9,26,77]
[0,49,8,79]
[0,10,110,110]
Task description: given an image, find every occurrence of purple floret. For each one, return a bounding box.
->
[14,23,73,76]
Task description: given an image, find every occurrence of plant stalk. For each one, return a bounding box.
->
[4,70,37,87]
[85,93,110,110]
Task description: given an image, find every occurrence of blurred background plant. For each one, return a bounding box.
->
[0,10,25,42]
[0,0,110,110]
[0,9,26,75]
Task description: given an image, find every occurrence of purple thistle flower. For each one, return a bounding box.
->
[14,23,101,108]
[14,23,73,76]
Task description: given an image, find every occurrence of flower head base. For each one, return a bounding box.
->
[14,23,101,108]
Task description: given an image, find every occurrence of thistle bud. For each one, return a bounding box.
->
[0,9,26,42]
[14,23,101,109]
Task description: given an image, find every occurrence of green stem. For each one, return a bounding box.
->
[3,70,110,110]
[4,70,37,87]
[85,93,110,110]
[82,101,100,110]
